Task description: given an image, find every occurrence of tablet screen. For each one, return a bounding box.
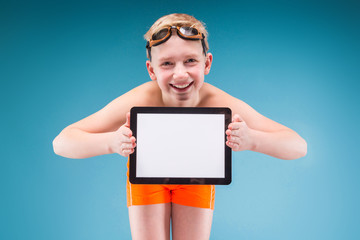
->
[129,107,232,185]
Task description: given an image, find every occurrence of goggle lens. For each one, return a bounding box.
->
[179,26,199,36]
[152,28,170,41]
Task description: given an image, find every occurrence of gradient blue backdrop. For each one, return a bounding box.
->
[1,0,359,239]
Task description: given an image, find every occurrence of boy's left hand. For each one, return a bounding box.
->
[226,114,254,151]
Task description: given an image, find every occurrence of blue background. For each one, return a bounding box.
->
[1,0,359,239]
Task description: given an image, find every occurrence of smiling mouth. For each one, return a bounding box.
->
[170,82,194,90]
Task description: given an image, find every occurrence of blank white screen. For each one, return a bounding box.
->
[136,113,225,178]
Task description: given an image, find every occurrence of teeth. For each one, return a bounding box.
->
[173,83,191,89]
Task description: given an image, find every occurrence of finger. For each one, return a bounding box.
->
[227,135,240,143]
[227,129,238,137]
[124,112,131,128]
[120,143,135,153]
[121,125,133,138]
[121,149,134,157]
[121,143,136,150]
[230,129,240,137]
[232,114,244,122]
[228,122,241,130]
[120,134,133,143]
[226,140,240,149]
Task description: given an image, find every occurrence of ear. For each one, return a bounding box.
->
[204,53,213,75]
[146,60,157,81]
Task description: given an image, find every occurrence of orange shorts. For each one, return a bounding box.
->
[126,163,215,209]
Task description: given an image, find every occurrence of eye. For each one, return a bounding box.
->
[161,61,173,67]
[185,58,197,64]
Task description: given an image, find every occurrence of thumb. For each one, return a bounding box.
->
[232,114,244,122]
[124,112,131,128]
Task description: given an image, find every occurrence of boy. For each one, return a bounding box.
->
[53,13,307,240]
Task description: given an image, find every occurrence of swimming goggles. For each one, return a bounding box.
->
[146,26,207,60]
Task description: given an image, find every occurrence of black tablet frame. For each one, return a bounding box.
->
[129,107,232,185]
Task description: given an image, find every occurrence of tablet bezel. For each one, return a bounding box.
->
[129,107,232,185]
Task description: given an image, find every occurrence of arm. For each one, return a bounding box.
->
[53,113,136,159]
[226,98,307,160]
[52,83,156,159]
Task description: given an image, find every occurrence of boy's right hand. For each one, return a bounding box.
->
[111,112,136,157]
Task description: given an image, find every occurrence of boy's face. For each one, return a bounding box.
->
[146,33,212,106]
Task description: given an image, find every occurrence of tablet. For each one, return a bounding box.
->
[129,107,232,185]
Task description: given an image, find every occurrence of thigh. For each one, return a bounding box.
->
[171,185,215,209]
[127,179,171,207]
[171,203,213,240]
[128,203,171,240]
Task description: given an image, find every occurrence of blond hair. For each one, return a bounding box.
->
[144,13,209,58]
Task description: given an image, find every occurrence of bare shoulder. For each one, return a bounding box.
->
[199,83,248,110]
[200,83,288,131]
[97,81,161,117]
[68,81,162,132]
[112,81,162,106]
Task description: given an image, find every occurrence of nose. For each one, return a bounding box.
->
[173,64,188,81]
